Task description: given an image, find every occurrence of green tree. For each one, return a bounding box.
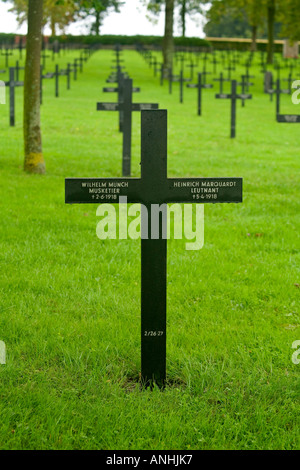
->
[141,0,175,74]
[178,0,204,37]
[3,0,77,35]
[24,0,45,174]
[279,0,300,42]
[75,0,124,35]
[203,0,266,51]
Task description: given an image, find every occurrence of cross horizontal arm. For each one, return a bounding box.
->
[97,102,159,111]
[65,177,243,205]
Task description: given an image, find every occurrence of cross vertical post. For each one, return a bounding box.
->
[141,110,167,388]
[231,80,237,138]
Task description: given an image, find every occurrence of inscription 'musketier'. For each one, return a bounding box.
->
[65,177,242,204]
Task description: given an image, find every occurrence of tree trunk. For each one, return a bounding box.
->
[181,0,186,37]
[95,11,101,35]
[163,0,174,77]
[251,25,257,52]
[24,0,45,174]
[51,14,56,37]
[267,0,275,64]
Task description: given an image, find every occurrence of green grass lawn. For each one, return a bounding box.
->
[0,48,299,450]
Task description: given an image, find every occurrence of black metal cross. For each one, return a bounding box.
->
[187,72,213,116]
[238,75,254,107]
[225,63,235,80]
[65,109,243,388]
[276,78,300,122]
[282,73,296,94]
[41,50,50,69]
[186,61,196,81]
[178,69,191,103]
[103,73,140,132]
[97,78,159,176]
[4,67,23,126]
[215,80,252,138]
[274,78,292,115]
[210,56,220,74]
[2,48,13,68]
[201,66,212,85]
[213,72,230,94]
[15,60,24,82]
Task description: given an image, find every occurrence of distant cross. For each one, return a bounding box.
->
[2,48,13,68]
[97,78,159,176]
[274,78,291,115]
[211,56,220,74]
[213,72,230,94]
[41,50,50,69]
[178,69,191,103]
[73,59,79,81]
[60,63,72,90]
[244,65,255,90]
[15,60,24,82]
[283,73,296,94]
[168,67,180,95]
[201,65,211,85]
[274,62,282,80]
[78,57,84,73]
[276,78,300,121]
[225,63,235,80]
[238,75,254,107]
[187,61,196,81]
[18,38,24,60]
[215,79,252,138]
[4,67,23,126]
[53,64,72,98]
[65,109,243,388]
[103,72,141,133]
[187,72,213,116]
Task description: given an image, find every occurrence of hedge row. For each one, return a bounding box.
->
[48,34,211,48]
[0,32,210,49]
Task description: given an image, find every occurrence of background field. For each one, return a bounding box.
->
[0,49,299,450]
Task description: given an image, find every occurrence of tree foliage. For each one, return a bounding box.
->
[75,0,124,35]
[3,0,77,35]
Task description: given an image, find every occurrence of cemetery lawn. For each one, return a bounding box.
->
[0,50,299,451]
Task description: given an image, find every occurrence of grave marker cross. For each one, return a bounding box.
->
[4,67,23,126]
[215,80,252,138]
[97,78,159,176]
[65,110,243,388]
[187,72,213,116]
[276,79,300,122]
[2,49,13,68]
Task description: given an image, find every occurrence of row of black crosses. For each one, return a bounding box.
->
[97,47,159,177]
[1,48,94,127]
[138,47,255,138]
[138,47,300,134]
[0,38,71,67]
